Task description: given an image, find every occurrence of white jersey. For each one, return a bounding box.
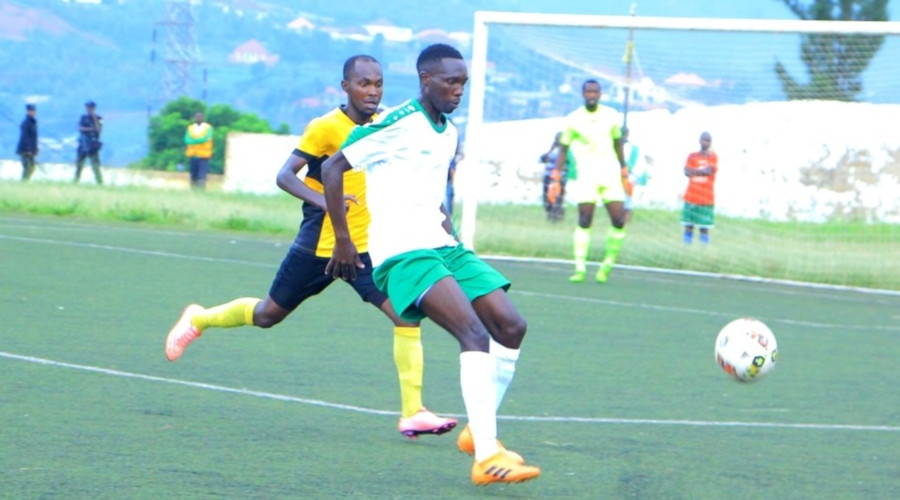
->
[559,104,622,185]
[341,99,459,266]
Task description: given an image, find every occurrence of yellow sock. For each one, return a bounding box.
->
[191,297,261,332]
[394,326,424,418]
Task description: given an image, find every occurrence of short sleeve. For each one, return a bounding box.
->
[342,122,405,172]
[610,123,622,141]
[558,125,576,147]
[297,118,327,158]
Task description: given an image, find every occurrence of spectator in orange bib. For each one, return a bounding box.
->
[682,131,718,245]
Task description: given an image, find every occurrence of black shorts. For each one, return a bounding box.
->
[268,244,387,312]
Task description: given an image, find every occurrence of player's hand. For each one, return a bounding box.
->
[622,177,634,197]
[343,194,359,206]
[547,170,562,204]
[547,181,561,205]
[325,238,364,281]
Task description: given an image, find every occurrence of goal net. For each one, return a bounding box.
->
[459,12,900,291]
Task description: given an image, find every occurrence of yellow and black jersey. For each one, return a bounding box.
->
[293,107,371,257]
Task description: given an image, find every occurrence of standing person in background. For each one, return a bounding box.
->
[682,131,717,245]
[553,80,629,283]
[17,104,38,182]
[164,55,457,440]
[540,132,569,221]
[185,111,213,190]
[621,128,648,223]
[75,101,103,185]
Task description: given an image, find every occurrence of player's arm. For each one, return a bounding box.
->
[684,156,697,176]
[322,151,363,280]
[684,159,713,177]
[275,152,327,208]
[611,126,633,195]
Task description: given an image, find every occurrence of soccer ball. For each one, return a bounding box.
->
[714,318,778,382]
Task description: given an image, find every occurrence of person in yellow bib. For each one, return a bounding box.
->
[165,55,457,439]
[184,111,213,189]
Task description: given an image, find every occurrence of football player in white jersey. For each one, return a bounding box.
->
[322,43,542,487]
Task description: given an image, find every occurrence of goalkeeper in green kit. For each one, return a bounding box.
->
[552,79,630,283]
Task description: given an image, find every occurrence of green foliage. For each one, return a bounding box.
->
[775,0,888,101]
[140,97,289,174]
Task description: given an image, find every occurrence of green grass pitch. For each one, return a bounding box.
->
[1,213,898,499]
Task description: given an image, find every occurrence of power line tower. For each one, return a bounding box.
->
[151,0,205,106]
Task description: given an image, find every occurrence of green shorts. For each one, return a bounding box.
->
[372,244,511,322]
[682,203,715,228]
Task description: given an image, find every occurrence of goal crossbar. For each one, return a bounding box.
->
[474,11,900,35]
[459,12,900,249]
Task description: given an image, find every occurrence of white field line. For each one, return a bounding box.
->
[3,217,899,297]
[0,234,277,269]
[2,351,898,433]
[489,255,900,297]
[1,233,898,332]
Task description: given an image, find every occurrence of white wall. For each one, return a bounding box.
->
[223,131,300,193]
[467,101,900,223]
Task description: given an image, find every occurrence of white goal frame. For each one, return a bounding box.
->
[460,12,900,249]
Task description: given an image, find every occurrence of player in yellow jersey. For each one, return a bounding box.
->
[164,55,457,438]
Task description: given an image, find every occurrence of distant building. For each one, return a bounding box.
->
[415,28,453,45]
[447,31,472,47]
[363,18,412,43]
[605,76,670,110]
[320,25,372,43]
[228,39,279,66]
[287,16,314,33]
[665,72,709,87]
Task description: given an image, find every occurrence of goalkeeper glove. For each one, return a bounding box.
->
[547,170,562,204]
[620,166,633,197]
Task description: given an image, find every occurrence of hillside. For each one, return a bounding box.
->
[0,0,895,166]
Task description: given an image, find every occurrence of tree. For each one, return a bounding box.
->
[140,96,289,174]
[775,0,888,101]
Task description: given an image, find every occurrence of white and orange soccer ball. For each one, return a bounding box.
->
[714,318,779,382]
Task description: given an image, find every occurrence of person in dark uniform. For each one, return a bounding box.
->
[75,100,103,184]
[16,104,38,181]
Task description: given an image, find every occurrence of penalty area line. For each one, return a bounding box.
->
[2,351,898,433]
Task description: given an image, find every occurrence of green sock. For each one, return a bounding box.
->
[603,226,626,265]
[573,226,591,272]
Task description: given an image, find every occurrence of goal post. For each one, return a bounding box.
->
[459,11,900,290]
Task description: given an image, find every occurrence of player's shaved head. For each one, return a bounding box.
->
[343,54,379,80]
[700,131,712,150]
[582,79,601,111]
[582,79,600,91]
[416,43,467,117]
[416,43,463,74]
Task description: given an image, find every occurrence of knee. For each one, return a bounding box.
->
[253,311,284,329]
[494,315,527,347]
